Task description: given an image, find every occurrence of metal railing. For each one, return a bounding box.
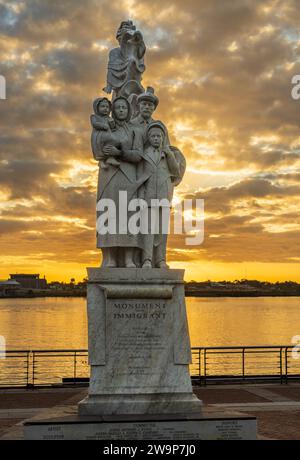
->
[0,346,300,388]
[0,349,89,388]
[191,346,300,385]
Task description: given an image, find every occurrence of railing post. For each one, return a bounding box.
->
[242,348,245,381]
[285,347,288,384]
[26,351,29,388]
[204,348,207,386]
[199,348,201,386]
[74,351,77,382]
[279,348,283,384]
[32,351,35,388]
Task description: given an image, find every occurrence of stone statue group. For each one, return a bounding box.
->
[91,21,186,269]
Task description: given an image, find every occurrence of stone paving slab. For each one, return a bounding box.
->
[208,401,300,411]
[0,419,23,438]
[0,389,87,438]
[193,387,270,404]
[0,408,47,419]
[243,386,293,402]
[266,386,300,401]
[244,410,300,441]
[0,389,85,409]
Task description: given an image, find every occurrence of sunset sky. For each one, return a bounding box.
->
[0,0,300,282]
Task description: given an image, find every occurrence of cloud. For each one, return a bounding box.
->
[0,0,300,280]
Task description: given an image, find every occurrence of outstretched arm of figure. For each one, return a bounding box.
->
[120,136,143,163]
[122,148,143,163]
[164,147,181,176]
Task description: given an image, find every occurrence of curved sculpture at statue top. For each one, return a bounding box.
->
[103,20,146,100]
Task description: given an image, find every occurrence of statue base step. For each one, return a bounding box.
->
[23,406,257,440]
[78,393,202,416]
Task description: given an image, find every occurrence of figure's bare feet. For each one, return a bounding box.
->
[101,249,117,268]
[142,260,152,269]
[102,260,117,268]
[125,248,136,268]
[104,262,117,268]
[125,261,136,268]
[156,261,169,269]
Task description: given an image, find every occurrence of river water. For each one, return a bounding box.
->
[0,296,299,349]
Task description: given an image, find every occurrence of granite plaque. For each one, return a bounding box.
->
[24,416,257,440]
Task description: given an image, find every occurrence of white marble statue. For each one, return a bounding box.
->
[92,20,186,268]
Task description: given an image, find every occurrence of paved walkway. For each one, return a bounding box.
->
[193,383,300,440]
[1,384,300,439]
[0,388,86,438]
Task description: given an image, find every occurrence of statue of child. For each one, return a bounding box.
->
[140,121,185,268]
[90,97,121,169]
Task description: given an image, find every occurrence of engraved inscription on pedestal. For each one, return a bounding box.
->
[24,417,257,440]
[105,299,173,391]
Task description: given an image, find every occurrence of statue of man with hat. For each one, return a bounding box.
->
[130,86,158,127]
[131,86,170,143]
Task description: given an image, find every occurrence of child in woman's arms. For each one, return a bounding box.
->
[91,97,120,169]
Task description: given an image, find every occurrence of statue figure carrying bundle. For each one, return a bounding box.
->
[103,20,146,101]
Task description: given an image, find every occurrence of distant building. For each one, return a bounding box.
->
[9,274,47,289]
[0,280,21,296]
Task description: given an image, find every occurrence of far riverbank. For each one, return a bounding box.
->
[1,288,300,299]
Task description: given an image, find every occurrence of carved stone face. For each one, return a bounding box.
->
[98,99,110,116]
[113,100,128,121]
[148,128,164,149]
[139,100,155,120]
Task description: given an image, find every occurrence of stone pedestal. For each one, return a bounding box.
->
[78,268,202,416]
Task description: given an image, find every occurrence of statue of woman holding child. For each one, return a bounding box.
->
[91,96,145,268]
